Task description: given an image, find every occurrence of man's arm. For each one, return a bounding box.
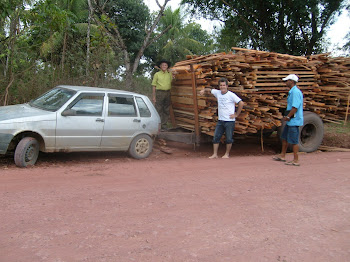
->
[236,100,244,117]
[152,85,156,104]
[283,107,297,121]
[230,100,244,119]
[199,88,212,96]
[151,73,158,104]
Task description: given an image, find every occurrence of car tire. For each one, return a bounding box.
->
[299,111,324,152]
[128,134,153,159]
[14,137,40,167]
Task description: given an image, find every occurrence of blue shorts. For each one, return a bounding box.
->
[213,121,235,144]
[281,125,300,145]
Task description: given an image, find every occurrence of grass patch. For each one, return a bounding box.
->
[324,121,350,135]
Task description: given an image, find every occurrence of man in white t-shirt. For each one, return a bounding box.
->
[199,77,244,158]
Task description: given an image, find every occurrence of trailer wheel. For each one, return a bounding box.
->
[299,112,324,152]
[14,137,40,167]
[277,111,324,152]
[128,134,153,159]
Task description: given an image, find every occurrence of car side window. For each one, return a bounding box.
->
[108,94,137,117]
[135,97,151,117]
[68,93,104,116]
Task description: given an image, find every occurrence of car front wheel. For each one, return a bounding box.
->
[14,137,40,167]
[128,134,153,159]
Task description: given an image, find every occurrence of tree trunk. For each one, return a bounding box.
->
[124,69,134,91]
[4,8,19,105]
[61,31,68,73]
[86,0,93,77]
[4,77,14,106]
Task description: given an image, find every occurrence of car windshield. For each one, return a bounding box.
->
[29,87,76,112]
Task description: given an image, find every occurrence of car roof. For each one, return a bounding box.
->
[57,85,144,96]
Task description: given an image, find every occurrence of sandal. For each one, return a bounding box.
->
[285,161,300,166]
[272,156,286,162]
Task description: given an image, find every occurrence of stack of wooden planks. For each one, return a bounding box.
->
[308,54,350,123]
[170,47,350,136]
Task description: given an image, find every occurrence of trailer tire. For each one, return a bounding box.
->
[277,111,324,152]
[299,112,324,152]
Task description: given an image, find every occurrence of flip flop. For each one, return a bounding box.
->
[285,161,300,166]
[272,156,286,162]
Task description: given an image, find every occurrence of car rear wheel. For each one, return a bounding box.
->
[128,134,153,159]
[14,137,40,167]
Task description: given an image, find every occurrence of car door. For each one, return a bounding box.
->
[56,92,105,149]
[100,94,141,150]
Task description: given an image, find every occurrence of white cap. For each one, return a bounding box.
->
[282,74,298,82]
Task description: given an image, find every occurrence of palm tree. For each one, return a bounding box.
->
[154,7,214,65]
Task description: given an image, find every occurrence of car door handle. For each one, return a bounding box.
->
[133,119,141,123]
[96,118,104,122]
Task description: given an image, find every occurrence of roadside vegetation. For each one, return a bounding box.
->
[1,0,348,106]
[323,122,350,148]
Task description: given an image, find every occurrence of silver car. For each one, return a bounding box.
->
[0,85,161,167]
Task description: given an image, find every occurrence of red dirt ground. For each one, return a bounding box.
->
[1,139,350,262]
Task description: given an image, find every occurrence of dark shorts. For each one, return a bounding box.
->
[213,121,235,144]
[281,125,300,145]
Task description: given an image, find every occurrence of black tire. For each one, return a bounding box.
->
[278,112,324,152]
[299,111,324,152]
[128,134,153,159]
[14,137,40,167]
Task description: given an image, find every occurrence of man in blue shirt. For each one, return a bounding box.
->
[273,74,303,166]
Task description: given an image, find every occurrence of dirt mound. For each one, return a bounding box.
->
[322,132,350,148]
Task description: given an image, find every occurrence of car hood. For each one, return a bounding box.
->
[0,104,55,123]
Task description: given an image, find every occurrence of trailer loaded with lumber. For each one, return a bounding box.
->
[169,47,350,152]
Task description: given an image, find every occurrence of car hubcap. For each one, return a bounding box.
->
[135,138,149,155]
[25,144,36,162]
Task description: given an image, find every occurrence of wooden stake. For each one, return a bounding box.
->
[260,125,264,152]
[190,64,200,145]
[345,92,350,125]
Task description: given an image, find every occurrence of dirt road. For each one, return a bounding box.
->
[1,143,349,262]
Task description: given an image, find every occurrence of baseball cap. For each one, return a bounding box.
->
[282,74,298,82]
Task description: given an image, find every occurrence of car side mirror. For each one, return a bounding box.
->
[61,109,76,116]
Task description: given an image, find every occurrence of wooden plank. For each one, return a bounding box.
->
[171,96,206,107]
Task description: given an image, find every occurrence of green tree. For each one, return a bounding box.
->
[29,0,88,72]
[152,7,215,65]
[343,3,350,54]
[0,0,34,105]
[93,0,173,90]
[29,0,119,85]
[182,0,346,55]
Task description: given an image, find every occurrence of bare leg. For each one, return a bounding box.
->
[274,139,287,161]
[280,139,288,159]
[209,143,219,158]
[222,143,232,158]
[292,144,299,163]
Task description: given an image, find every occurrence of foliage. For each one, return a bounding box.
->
[151,7,215,67]
[100,0,150,62]
[182,0,346,55]
[343,3,350,54]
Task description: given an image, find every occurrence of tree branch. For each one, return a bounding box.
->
[146,24,172,48]
[131,0,171,73]
[221,0,261,34]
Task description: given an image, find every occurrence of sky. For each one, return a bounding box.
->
[145,0,350,56]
